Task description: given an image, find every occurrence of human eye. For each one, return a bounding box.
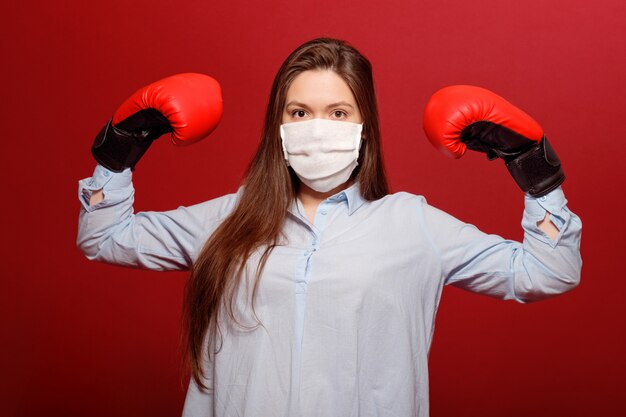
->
[291,109,307,119]
[331,110,348,120]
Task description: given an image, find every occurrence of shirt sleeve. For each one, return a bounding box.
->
[76,164,238,271]
[420,187,582,303]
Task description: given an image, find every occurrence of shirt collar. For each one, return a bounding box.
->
[286,181,367,218]
[338,181,367,215]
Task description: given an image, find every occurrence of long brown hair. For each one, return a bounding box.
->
[183,37,389,389]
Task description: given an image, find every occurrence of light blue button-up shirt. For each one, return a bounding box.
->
[77,165,582,417]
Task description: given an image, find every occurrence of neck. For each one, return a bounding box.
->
[297,180,352,223]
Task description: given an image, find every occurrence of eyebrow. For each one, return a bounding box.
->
[285,101,355,110]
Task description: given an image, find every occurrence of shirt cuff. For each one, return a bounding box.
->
[524,186,568,231]
[78,164,132,211]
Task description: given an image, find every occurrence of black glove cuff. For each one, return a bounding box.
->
[91,109,171,172]
[91,120,154,172]
[505,136,565,197]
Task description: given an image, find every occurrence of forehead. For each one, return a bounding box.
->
[286,69,356,105]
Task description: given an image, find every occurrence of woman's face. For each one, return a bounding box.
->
[282,69,362,125]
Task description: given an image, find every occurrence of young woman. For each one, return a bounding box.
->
[78,38,582,417]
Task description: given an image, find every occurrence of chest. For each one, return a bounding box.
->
[253,204,444,314]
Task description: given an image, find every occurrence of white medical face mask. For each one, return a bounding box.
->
[280,119,363,192]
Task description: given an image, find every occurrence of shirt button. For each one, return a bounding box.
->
[103,171,110,177]
[320,210,327,215]
[540,196,547,201]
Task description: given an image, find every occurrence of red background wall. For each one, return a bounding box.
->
[2,0,625,416]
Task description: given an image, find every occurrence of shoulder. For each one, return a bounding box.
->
[188,191,240,215]
[372,191,429,212]
[382,191,427,203]
[165,189,241,229]
[370,191,463,227]
[354,191,432,227]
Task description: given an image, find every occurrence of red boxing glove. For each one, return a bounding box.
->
[423,85,564,197]
[92,73,223,172]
